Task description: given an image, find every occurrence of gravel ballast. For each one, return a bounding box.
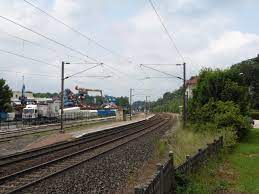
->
[19,115,175,193]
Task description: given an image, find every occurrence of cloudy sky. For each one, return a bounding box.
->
[0,0,259,101]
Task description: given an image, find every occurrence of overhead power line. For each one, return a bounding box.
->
[140,63,182,66]
[139,76,179,80]
[0,30,88,63]
[0,16,133,82]
[23,0,132,63]
[0,48,59,68]
[0,69,111,80]
[65,64,102,79]
[140,64,183,80]
[148,0,185,62]
[76,75,111,78]
[0,69,58,77]
[0,15,99,62]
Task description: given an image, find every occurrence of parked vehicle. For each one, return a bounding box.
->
[81,109,98,118]
[97,109,116,117]
[0,112,15,121]
[22,102,60,120]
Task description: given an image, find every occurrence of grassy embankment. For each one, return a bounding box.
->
[182,128,259,193]
[155,126,218,166]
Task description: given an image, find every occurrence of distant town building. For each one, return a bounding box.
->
[11,91,33,101]
[11,91,54,105]
[186,76,198,99]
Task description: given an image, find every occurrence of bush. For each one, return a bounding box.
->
[189,101,251,139]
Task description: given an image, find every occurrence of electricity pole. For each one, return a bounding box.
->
[129,88,133,120]
[183,62,187,128]
[145,96,148,118]
[60,61,70,133]
[140,63,187,127]
[60,61,65,133]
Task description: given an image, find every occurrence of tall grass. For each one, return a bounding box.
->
[153,122,225,167]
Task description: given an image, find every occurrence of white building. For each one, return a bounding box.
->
[11,91,34,102]
[186,76,198,99]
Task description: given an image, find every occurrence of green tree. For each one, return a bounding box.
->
[151,88,182,113]
[190,68,250,115]
[0,79,13,112]
[116,96,129,108]
[229,57,259,109]
[189,100,250,139]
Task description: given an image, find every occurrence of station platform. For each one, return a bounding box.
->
[71,114,154,138]
[23,114,154,151]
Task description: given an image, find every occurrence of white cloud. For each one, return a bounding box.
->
[0,0,259,101]
[189,31,259,69]
[209,31,259,53]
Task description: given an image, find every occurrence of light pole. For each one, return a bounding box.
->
[140,63,187,128]
[145,95,151,118]
[183,62,187,128]
[60,62,105,133]
[129,88,133,120]
[61,61,70,133]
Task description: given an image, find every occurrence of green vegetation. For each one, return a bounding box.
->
[33,92,59,98]
[231,57,259,109]
[151,88,182,113]
[189,100,250,139]
[188,66,253,140]
[0,79,13,112]
[154,125,218,166]
[250,110,259,119]
[182,128,259,193]
[151,56,259,193]
[115,96,129,108]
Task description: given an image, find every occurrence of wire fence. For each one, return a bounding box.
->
[135,136,223,194]
[0,112,115,131]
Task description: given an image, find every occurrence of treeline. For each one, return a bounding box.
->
[189,57,259,139]
[33,92,59,98]
[152,56,259,140]
[151,88,183,113]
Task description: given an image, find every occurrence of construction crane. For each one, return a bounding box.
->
[75,86,103,109]
[75,86,103,97]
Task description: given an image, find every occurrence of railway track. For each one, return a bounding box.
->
[0,116,116,143]
[0,114,171,194]
[0,115,159,175]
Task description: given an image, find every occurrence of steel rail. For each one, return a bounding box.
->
[0,116,116,143]
[0,115,158,167]
[0,115,171,193]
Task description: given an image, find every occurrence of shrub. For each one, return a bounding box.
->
[189,101,251,139]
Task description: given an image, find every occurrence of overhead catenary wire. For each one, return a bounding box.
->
[0,48,59,68]
[65,64,102,79]
[0,69,111,79]
[23,0,132,64]
[0,29,87,63]
[0,16,135,79]
[0,69,58,77]
[148,0,185,62]
[140,64,183,80]
[0,15,99,63]
[21,1,140,79]
[139,76,180,80]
